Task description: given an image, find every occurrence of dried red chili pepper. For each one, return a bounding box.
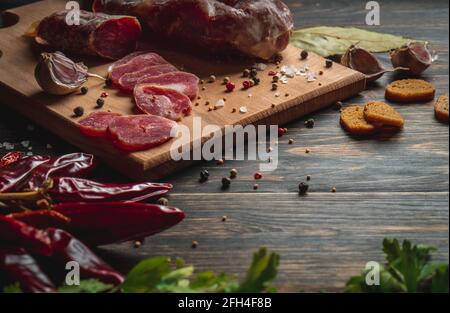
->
[0,152,96,193]
[0,155,51,193]
[8,210,71,229]
[0,151,23,168]
[45,228,124,285]
[0,215,53,256]
[47,177,173,203]
[0,248,56,293]
[50,202,185,246]
[25,153,96,190]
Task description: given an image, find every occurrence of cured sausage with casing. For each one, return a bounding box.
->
[93,0,294,60]
[36,10,142,60]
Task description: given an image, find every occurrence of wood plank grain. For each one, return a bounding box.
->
[0,0,448,292]
[97,192,449,292]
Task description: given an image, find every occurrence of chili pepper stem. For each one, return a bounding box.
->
[0,190,45,202]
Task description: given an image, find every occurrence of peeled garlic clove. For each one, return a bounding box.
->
[35,51,89,95]
[341,46,388,83]
[390,42,436,75]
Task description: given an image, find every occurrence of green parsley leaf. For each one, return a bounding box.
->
[121,248,279,293]
[3,283,22,293]
[346,238,449,293]
[236,247,280,293]
[58,279,113,293]
[121,256,171,293]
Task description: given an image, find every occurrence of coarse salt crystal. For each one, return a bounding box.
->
[280,76,289,84]
[215,99,225,108]
[307,72,317,82]
[26,152,33,156]
[253,63,267,71]
[3,142,14,150]
[239,106,248,113]
[21,141,30,148]
[274,92,281,98]
[281,65,296,78]
[46,144,53,149]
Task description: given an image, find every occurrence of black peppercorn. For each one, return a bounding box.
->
[200,169,210,182]
[250,68,258,78]
[222,177,231,189]
[305,119,315,129]
[298,182,309,195]
[105,78,113,87]
[252,77,260,85]
[301,50,309,60]
[273,53,283,63]
[73,106,84,117]
[335,101,343,110]
[80,86,88,95]
[325,59,333,68]
[96,98,105,108]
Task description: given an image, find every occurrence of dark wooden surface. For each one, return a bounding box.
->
[0,0,449,292]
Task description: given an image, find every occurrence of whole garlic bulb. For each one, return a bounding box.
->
[35,51,103,95]
[390,42,437,76]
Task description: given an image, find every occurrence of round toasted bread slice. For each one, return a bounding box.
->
[435,94,449,124]
[385,79,435,103]
[340,106,378,135]
[364,101,405,128]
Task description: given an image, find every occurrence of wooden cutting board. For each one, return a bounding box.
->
[0,0,366,180]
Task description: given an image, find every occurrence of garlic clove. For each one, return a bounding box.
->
[341,46,387,83]
[35,52,104,96]
[390,42,437,75]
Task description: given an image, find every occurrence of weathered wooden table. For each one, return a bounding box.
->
[1,0,448,292]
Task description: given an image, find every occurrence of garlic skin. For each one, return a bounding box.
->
[390,42,436,76]
[35,52,89,95]
[341,46,387,83]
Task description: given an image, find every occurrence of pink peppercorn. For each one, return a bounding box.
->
[278,127,286,137]
[243,80,252,89]
[226,82,236,92]
[268,71,277,76]
[254,172,263,180]
[101,92,109,98]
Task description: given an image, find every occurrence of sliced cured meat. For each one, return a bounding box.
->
[137,72,199,100]
[79,112,122,137]
[109,51,145,69]
[36,10,141,60]
[108,115,177,151]
[93,0,294,60]
[108,52,170,86]
[118,64,178,93]
[134,84,192,121]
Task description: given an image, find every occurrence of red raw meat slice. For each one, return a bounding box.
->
[137,72,199,100]
[79,112,122,137]
[108,115,177,151]
[108,52,170,86]
[37,10,141,60]
[118,64,178,93]
[134,84,192,121]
